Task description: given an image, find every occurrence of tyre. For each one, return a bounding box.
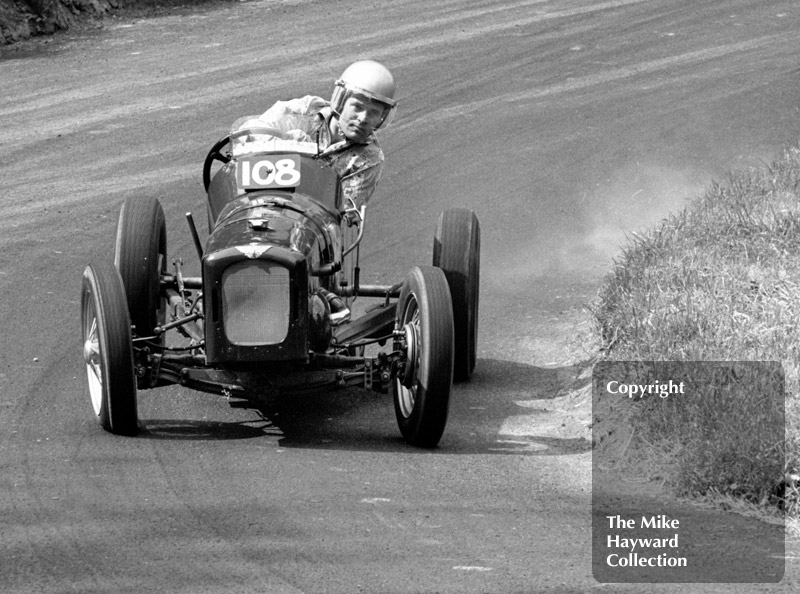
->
[433,209,480,381]
[81,262,139,436]
[393,266,454,448]
[114,196,167,339]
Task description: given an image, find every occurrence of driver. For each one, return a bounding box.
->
[244,60,397,209]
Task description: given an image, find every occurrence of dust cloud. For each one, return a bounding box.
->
[485,161,709,289]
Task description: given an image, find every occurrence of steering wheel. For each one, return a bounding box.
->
[203,127,292,192]
[228,126,289,145]
[202,134,231,192]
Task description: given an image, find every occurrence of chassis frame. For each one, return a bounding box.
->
[136,261,404,402]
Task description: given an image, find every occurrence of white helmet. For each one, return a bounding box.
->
[331,60,397,130]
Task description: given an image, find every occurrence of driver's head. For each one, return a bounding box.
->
[331,60,397,143]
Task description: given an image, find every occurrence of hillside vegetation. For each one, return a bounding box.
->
[0,0,228,44]
[593,144,800,516]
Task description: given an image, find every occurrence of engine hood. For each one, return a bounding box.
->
[205,193,335,260]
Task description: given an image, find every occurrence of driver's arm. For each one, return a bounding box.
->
[337,140,385,207]
[341,161,382,206]
[340,162,381,227]
[258,95,327,137]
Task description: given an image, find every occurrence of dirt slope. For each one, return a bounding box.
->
[0,0,228,44]
[0,0,115,43]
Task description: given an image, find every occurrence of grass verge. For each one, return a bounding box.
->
[592,144,800,517]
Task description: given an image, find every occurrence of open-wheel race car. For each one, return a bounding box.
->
[80,121,480,448]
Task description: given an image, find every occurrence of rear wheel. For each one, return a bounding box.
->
[81,262,139,436]
[114,196,167,340]
[393,266,454,448]
[433,209,480,382]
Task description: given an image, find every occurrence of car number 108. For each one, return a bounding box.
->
[237,155,302,189]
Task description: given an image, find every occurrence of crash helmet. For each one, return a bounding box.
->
[331,60,398,130]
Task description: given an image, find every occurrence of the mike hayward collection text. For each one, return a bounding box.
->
[605,515,687,568]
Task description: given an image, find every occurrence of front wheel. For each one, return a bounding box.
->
[393,266,454,448]
[81,262,139,436]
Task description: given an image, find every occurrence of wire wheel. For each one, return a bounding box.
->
[81,262,139,436]
[392,266,454,448]
[396,310,420,417]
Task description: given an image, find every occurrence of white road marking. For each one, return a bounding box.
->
[361,497,391,504]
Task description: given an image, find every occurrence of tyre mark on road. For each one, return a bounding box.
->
[0,0,650,143]
[403,32,792,129]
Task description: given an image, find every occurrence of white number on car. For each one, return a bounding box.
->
[237,155,301,189]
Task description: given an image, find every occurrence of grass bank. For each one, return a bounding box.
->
[592,144,800,516]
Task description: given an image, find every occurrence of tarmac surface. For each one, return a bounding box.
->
[2,1,800,592]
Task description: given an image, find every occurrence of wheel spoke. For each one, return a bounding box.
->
[84,324,104,415]
[87,360,102,384]
[396,294,420,418]
[84,322,99,362]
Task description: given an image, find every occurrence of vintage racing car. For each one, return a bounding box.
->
[80,120,480,447]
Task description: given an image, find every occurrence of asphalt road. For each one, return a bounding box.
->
[2,1,800,592]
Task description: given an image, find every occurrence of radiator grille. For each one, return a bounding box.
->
[222,261,290,345]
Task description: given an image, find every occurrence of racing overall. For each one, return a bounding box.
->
[255,95,385,206]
